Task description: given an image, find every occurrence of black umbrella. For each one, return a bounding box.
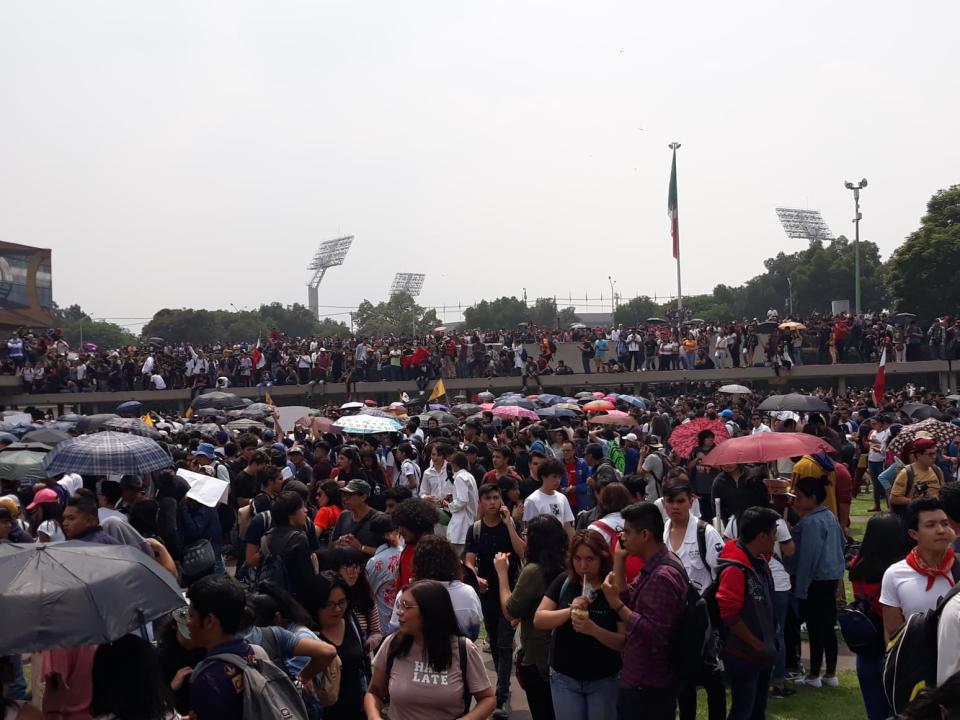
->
[646,317,667,325]
[756,393,831,413]
[190,391,246,411]
[756,321,779,333]
[0,542,185,655]
[905,405,944,421]
[76,413,121,434]
[536,407,579,419]
[452,403,482,417]
[195,408,224,419]
[20,429,71,445]
[493,397,537,411]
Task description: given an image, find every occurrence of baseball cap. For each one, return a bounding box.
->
[288,446,305,456]
[27,487,59,510]
[0,495,20,518]
[719,409,733,418]
[463,443,479,454]
[271,442,287,454]
[342,479,372,496]
[192,442,216,459]
[623,433,638,442]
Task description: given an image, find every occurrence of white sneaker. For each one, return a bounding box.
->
[821,675,839,688]
[798,676,822,688]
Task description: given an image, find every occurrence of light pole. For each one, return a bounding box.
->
[844,178,868,314]
[786,277,794,317]
[607,276,617,314]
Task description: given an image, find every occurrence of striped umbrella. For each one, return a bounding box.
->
[44,432,173,476]
[333,415,403,435]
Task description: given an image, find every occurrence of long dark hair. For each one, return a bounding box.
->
[319,480,343,509]
[326,547,375,615]
[387,580,460,672]
[90,634,177,720]
[849,512,907,584]
[525,515,568,584]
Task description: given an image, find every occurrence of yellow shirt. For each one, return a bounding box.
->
[890,464,943,501]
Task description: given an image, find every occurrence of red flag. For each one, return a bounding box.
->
[873,347,886,406]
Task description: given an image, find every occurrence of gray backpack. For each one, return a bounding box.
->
[195,644,308,720]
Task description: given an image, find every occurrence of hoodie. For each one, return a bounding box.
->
[715,539,776,666]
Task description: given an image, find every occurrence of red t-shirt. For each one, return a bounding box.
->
[398,543,416,589]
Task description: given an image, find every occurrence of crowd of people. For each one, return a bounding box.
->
[5,308,960,395]
[4,379,960,719]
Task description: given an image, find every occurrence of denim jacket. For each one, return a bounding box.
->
[792,504,846,600]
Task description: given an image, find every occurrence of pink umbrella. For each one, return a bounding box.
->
[603,396,618,403]
[669,418,731,459]
[583,400,616,412]
[295,416,336,433]
[492,406,539,421]
[605,409,631,417]
[479,403,495,411]
[592,391,605,398]
[703,433,836,466]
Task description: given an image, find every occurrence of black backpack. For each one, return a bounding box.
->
[662,555,722,680]
[258,530,295,593]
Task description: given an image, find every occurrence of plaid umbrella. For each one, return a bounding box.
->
[887,418,960,455]
[333,415,402,435]
[101,418,161,440]
[44,432,173,476]
[669,418,731,459]
[360,408,400,420]
[224,419,266,432]
[191,391,246,411]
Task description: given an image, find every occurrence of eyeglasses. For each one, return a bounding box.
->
[323,599,349,610]
[396,600,419,613]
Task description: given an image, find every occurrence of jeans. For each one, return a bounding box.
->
[772,589,790,683]
[481,593,516,706]
[868,460,887,506]
[581,354,592,374]
[725,654,771,720]
[628,350,642,371]
[518,663,555,720]
[677,671,725,720]
[856,653,891,720]
[4,654,29,700]
[616,686,676,720]
[549,670,618,720]
[801,579,839,676]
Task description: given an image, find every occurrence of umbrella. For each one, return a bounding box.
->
[190,391,246,411]
[57,414,83,423]
[946,395,960,404]
[452,403,482,416]
[590,414,639,427]
[536,407,579,419]
[419,411,459,427]
[755,321,778,333]
[20,429,71,445]
[618,395,647,408]
[756,394,831,413]
[81,342,98,352]
[569,323,587,330]
[669,418,731,458]
[241,403,275,419]
[0,432,19,444]
[360,408,400,420]
[902,404,944,421]
[102,418,161,440]
[333,415,402,435]
[44,432,173,476]
[718,384,752,395]
[225,419,266,432]
[433,326,448,333]
[75,414,121,434]
[778,322,806,331]
[0,445,53,484]
[294,416,336,433]
[428,404,450,411]
[491,406,539,422]
[887,418,960,455]
[702,433,837,466]
[148,336,166,346]
[892,313,916,326]
[340,401,364,411]
[195,408,224,419]
[477,391,495,403]
[0,542,185,655]
[646,317,667,325]
[116,401,145,417]
[184,423,222,437]
[575,392,594,399]
[479,403,495,411]
[536,394,563,406]
[493,397,537,411]
[554,403,582,412]
[583,400,616,412]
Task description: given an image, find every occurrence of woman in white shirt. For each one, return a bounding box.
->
[419,443,452,534]
[445,452,479,556]
[28,489,65,543]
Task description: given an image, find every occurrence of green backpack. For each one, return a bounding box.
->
[608,443,625,473]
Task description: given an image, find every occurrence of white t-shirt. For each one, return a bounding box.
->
[751,423,772,435]
[937,591,960,685]
[654,496,701,522]
[38,519,65,542]
[523,489,574,525]
[880,559,954,618]
[868,428,890,463]
[723,516,793,592]
[664,514,724,594]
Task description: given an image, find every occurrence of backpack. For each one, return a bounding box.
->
[592,519,642,584]
[255,625,342,710]
[258,530,295,592]
[882,569,960,714]
[892,465,945,516]
[661,555,722,679]
[607,443,626,474]
[195,645,308,720]
[385,634,472,716]
[838,594,884,656]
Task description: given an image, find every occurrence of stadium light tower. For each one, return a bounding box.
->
[390,273,426,297]
[844,179,868,315]
[775,208,835,244]
[307,236,354,318]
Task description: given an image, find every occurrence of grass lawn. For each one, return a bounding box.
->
[696,669,867,720]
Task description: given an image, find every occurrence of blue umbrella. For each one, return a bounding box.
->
[493,397,537,411]
[116,401,144,417]
[536,407,579,418]
[537,394,563,406]
[57,414,82,423]
[619,395,647,409]
[44,432,172,476]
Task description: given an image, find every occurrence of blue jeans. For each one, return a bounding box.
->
[868,461,887,506]
[724,654,771,720]
[772,589,790,683]
[856,653,890,720]
[4,654,29,700]
[549,670,618,720]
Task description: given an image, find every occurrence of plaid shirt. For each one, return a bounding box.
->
[619,545,688,688]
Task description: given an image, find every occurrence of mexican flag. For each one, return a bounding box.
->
[873,347,887,406]
[668,148,679,259]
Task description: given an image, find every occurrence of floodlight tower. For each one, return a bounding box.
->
[307,236,354,318]
[844,179,868,314]
[390,273,426,297]
[775,208,835,314]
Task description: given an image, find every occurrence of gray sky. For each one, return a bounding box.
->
[1,1,958,332]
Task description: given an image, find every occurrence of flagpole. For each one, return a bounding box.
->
[668,142,682,313]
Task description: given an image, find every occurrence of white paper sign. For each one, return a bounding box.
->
[177,468,230,507]
[4,413,33,427]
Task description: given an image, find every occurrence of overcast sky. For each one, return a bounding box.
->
[1,1,958,332]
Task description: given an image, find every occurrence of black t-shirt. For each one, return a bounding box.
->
[231,470,257,505]
[544,574,622,681]
[464,519,519,591]
[331,508,384,549]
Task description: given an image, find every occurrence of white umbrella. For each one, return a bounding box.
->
[333,415,403,435]
[718,384,752,395]
[340,401,364,410]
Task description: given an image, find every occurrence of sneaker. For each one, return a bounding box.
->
[770,686,797,699]
[492,705,509,719]
[821,675,840,688]
[798,676,822,688]
[785,666,806,682]
[481,640,492,653]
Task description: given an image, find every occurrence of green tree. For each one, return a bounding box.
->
[884,184,960,320]
[315,318,352,338]
[352,292,438,336]
[613,296,662,326]
[50,302,137,347]
[462,296,528,329]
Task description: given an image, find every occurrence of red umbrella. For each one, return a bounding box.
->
[583,400,616,412]
[669,418,731,459]
[590,414,639,427]
[703,433,836,466]
[295,416,335,433]
[491,406,539,421]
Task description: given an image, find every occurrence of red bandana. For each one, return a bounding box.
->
[906,546,956,591]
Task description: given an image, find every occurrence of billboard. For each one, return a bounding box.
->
[0,242,52,328]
